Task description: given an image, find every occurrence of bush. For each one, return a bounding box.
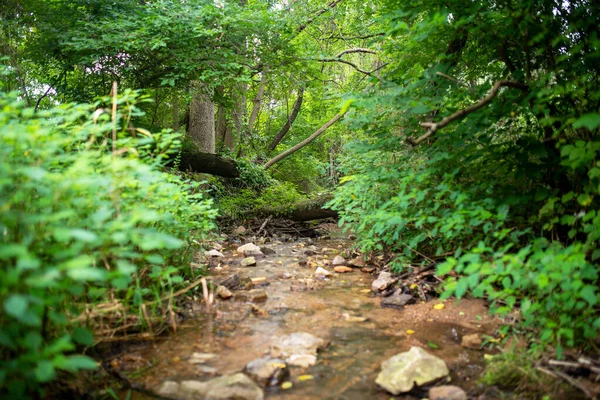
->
[0,89,216,397]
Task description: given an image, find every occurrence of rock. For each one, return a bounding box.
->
[287,354,317,368]
[232,226,247,235]
[349,257,366,268]
[362,267,376,273]
[290,279,323,292]
[218,274,240,290]
[217,285,233,300]
[314,267,331,277]
[271,332,327,367]
[375,346,449,395]
[188,352,218,364]
[158,373,263,400]
[429,385,468,400]
[372,271,397,292]
[261,247,276,255]
[235,289,268,303]
[205,249,225,258]
[244,357,289,387]
[212,243,223,250]
[332,255,347,266]
[241,256,257,267]
[237,243,264,257]
[334,266,353,273]
[251,304,267,316]
[461,333,482,349]
[349,234,357,240]
[380,290,414,309]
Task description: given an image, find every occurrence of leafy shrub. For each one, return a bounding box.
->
[0,89,215,397]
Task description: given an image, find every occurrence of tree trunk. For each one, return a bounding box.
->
[264,112,344,169]
[188,82,215,154]
[216,103,234,151]
[269,86,304,150]
[172,147,239,178]
[247,72,267,136]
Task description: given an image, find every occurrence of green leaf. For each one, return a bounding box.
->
[54,355,98,372]
[4,294,29,319]
[580,285,597,306]
[455,279,468,298]
[573,113,600,130]
[34,360,56,382]
[72,327,95,346]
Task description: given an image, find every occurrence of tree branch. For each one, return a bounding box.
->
[269,86,305,150]
[407,80,529,146]
[264,112,344,169]
[317,58,373,75]
[335,48,377,58]
[298,0,344,33]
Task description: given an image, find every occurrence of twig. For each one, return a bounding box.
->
[407,80,529,146]
[297,0,344,33]
[537,366,595,399]
[317,58,374,76]
[257,216,272,236]
[111,81,118,155]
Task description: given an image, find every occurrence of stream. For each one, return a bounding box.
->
[109,231,498,399]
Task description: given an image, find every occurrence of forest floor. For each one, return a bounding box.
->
[98,224,516,400]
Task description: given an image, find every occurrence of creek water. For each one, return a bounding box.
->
[113,236,498,399]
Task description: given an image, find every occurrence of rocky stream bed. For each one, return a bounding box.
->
[107,230,500,400]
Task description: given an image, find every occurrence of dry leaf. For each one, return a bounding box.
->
[281,382,293,390]
[406,329,415,335]
[298,375,314,381]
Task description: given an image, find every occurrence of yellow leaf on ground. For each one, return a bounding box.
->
[409,283,418,289]
[298,375,314,381]
[433,303,445,310]
[281,382,293,390]
[360,289,371,293]
[406,329,415,335]
[172,356,180,363]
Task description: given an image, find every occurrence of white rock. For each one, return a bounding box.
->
[241,256,257,267]
[332,255,347,266]
[371,271,396,291]
[315,267,331,276]
[205,249,225,258]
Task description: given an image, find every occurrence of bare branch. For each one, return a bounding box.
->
[407,80,529,146]
[336,48,377,58]
[298,0,344,33]
[269,87,305,150]
[322,33,385,40]
[265,112,345,169]
[317,58,373,75]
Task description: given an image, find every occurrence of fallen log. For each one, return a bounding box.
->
[255,194,338,221]
[169,146,240,178]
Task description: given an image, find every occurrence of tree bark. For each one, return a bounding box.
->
[269,86,304,151]
[188,82,215,154]
[264,112,344,169]
[247,72,267,136]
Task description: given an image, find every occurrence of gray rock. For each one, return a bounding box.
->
[217,285,233,300]
[349,257,365,268]
[240,256,257,267]
[158,373,263,400]
[381,290,414,309]
[261,247,276,255]
[237,243,263,257]
[218,274,240,290]
[375,346,449,395]
[371,271,397,292]
[271,332,327,367]
[244,357,289,387]
[332,255,347,266]
[234,289,267,303]
[205,249,225,258]
[212,243,223,251]
[429,385,468,400]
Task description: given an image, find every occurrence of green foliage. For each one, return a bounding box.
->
[330,0,600,350]
[0,88,215,397]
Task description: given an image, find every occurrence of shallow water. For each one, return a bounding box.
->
[115,238,498,399]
